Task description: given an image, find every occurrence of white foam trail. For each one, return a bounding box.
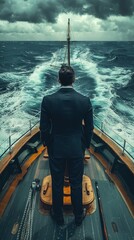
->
[71,47,134,152]
[35,56,47,61]
[29,63,49,83]
[29,47,66,84]
[0,44,133,159]
[107,56,117,61]
[93,55,106,59]
[0,72,23,81]
[72,48,113,111]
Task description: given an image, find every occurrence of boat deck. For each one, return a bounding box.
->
[0,150,134,240]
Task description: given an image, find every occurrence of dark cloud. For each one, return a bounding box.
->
[82,0,134,19]
[37,1,61,23]
[112,0,134,16]
[0,0,134,23]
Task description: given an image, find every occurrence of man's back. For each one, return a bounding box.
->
[40,65,93,226]
[40,87,93,158]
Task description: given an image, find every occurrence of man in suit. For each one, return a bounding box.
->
[40,65,93,226]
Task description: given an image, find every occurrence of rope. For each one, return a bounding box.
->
[16,188,36,240]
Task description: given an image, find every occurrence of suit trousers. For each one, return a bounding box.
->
[49,156,84,218]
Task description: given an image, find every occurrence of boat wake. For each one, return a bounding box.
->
[0,41,133,157]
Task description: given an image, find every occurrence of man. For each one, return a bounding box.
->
[40,65,93,226]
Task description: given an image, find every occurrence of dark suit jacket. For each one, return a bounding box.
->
[40,88,93,158]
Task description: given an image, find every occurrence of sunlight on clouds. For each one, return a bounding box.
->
[0,21,35,33]
[0,13,134,40]
[56,13,103,32]
[0,21,54,34]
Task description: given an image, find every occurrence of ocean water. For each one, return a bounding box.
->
[0,41,134,158]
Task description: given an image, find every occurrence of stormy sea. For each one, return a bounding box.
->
[0,41,134,160]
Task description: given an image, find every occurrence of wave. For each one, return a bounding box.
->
[107,56,117,62]
[122,73,134,89]
[0,42,133,155]
[70,46,134,148]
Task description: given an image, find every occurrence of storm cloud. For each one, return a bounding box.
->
[0,0,134,41]
[0,0,134,23]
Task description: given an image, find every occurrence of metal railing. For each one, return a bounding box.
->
[0,113,134,161]
[0,112,40,159]
[94,115,134,160]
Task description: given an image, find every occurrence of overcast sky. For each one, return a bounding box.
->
[0,0,134,41]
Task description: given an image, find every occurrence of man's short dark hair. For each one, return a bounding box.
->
[59,65,75,86]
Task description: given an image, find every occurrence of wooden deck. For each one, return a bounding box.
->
[0,150,134,240]
[0,145,45,217]
[0,127,134,240]
[90,147,134,217]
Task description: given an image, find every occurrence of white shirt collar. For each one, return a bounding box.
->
[60,85,73,88]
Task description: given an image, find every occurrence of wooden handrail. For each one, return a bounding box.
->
[93,128,134,174]
[0,127,40,174]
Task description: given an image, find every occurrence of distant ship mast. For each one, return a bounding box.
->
[67,18,70,66]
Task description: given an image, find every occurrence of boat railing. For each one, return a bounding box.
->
[0,113,134,162]
[0,112,40,159]
[94,115,134,160]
